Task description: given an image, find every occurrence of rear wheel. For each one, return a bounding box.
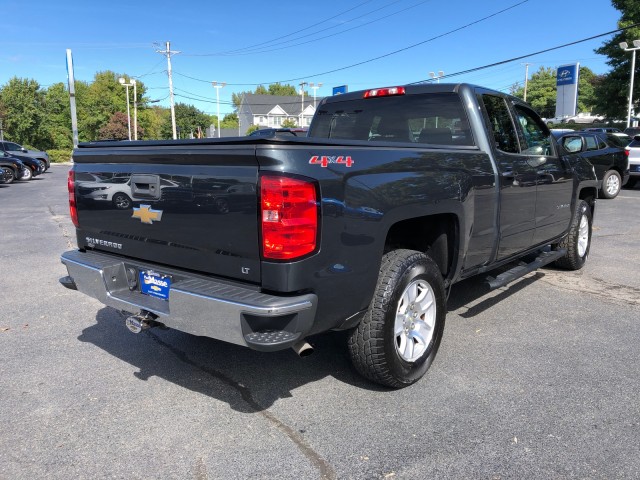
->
[348,249,446,388]
[554,200,592,270]
[600,170,621,199]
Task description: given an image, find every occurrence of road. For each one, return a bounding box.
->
[1,165,639,479]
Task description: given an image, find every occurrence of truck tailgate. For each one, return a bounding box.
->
[72,144,261,283]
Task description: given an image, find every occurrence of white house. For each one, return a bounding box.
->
[237,94,322,134]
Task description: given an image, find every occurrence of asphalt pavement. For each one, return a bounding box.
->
[1,165,639,479]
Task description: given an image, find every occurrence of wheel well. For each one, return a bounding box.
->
[579,187,597,213]
[384,214,457,277]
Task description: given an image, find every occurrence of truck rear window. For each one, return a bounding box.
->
[309,92,474,146]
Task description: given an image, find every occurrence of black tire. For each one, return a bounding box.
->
[215,197,230,214]
[112,193,132,210]
[554,200,592,270]
[1,167,15,184]
[600,170,621,199]
[348,249,446,388]
[21,167,33,181]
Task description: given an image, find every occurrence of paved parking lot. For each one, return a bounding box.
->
[1,165,639,479]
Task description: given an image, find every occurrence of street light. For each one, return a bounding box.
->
[299,81,308,127]
[620,40,640,128]
[212,81,226,138]
[309,82,323,109]
[429,71,445,83]
[131,79,138,140]
[118,77,133,141]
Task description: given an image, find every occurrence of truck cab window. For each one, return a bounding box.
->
[482,95,519,154]
[514,105,553,156]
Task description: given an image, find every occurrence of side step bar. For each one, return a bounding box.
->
[486,248,566,290]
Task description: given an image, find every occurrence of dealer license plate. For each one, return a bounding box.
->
[140,270,171,300]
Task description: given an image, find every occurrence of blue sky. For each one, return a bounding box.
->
[0,0,624,117]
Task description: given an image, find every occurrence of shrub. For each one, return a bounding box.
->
[47,149,73,163]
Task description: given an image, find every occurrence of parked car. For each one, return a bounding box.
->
[554,131,630,199]
[583,127,622,133]
[625,135,640,188]
[248,128,307,137]
[623,126,640,137]
[564,113,604,124]
[18,156,45,180]
[0,157,25,184]
[545,115,570,126]
[0,141,50,170]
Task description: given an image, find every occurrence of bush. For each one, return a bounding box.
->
[47,149,73,163]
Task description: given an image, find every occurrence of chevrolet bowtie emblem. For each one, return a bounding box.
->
[132,205,163,224]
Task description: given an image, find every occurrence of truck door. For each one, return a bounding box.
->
[511,104,574,244]
[480,94,537,260]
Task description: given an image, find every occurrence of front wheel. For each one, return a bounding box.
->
[1,167,15,184]
[21,167,33,180]
[554,200,592,270]
[112,193,132,210]
[600,170,621,199]
[348,249,446,388]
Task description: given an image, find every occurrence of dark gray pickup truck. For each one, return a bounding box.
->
[60,83,597,388]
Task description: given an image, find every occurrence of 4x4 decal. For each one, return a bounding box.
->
[309,155,354,168]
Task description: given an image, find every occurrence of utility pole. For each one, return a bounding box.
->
[0,119,3,141]
[522,63,531,102]
[156,41,180,139]
[118,77,132,141]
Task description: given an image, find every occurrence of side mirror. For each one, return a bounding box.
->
[21,148,28,153]
[561,136,584,154]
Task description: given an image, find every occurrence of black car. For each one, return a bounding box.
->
[0,158,25,184]
[248,127,307,137]
[0,140,50,170]
[554,131,630,199]
[15,156,45,180]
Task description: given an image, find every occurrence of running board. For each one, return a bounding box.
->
[486,249,567,290]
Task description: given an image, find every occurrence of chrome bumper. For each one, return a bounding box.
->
[60,250,317,351]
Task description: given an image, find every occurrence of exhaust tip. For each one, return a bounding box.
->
[292,339,314,357]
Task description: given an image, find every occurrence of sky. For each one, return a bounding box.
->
[0,0,626,118]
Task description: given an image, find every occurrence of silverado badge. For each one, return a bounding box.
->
[132,205,163,224]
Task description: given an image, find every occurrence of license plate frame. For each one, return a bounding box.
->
[139,270,171,300]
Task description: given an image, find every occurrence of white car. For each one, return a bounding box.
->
[626,135,640,188]
[564,112,605,124]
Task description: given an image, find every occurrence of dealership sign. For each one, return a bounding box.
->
[555,63,580,119]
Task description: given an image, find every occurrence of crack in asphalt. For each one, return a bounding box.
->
[146,331,336,480]
[540,269,640,307]
[47,205,74,249]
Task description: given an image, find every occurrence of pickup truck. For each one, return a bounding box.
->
[60,83,598,388]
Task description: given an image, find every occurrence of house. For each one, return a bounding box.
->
[237,94,323,135]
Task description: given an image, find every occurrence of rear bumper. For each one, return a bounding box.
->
[60,250,317,351]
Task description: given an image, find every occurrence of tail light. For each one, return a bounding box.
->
[68,170,79,227]
[624,149,630,157]
[260,175,318,260]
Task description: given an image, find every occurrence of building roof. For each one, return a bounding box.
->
[240,94,324,116]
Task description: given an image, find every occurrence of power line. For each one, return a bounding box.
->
[194,1,428,57]
[173,0,529,86]
[412,22,640,84]
[185,0,376,56]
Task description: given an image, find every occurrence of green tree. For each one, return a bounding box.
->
[40,82,72,150]
[220,112,239,129]
[282,118,297,128]
[268,83,298,96]
[592,0,640,120]
[138,105,170,140]
[511,66,599,118]
[161,103,212,138]
[0,77,43,147]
